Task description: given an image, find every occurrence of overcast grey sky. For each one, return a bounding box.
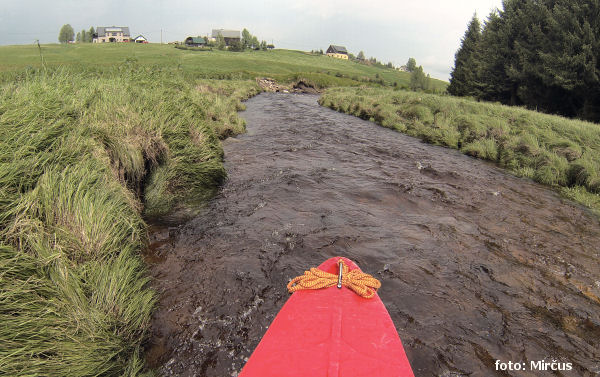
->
[1,0,503,80]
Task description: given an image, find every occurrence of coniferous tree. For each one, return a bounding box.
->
[447,14,481,97]
[462,0,600,121]
[88,27,95,42]
[406,58,416,72]
[528,0,600,119]
[475,10,512,103]
[447,0,600,120]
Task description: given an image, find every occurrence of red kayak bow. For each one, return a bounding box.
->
[239,257,415,377]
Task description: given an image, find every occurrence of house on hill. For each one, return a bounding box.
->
[211,29,241,46]
[184,36,206,47]
[93,26,130,43]
[326,45,348,60]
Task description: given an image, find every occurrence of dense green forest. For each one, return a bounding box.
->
[449,0,600,123]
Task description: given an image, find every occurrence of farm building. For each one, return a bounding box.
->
[133,35,148,43]
[93,26,130,43]
[211,29,241,46]
[184,37,206,47]
[326,45,349,60]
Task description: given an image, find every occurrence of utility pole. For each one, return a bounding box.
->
[161,29,163,44]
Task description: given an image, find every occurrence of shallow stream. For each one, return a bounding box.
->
[146,93,600,376]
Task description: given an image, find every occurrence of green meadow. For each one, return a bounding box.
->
[0,43,447,91]
[0,43,434,376]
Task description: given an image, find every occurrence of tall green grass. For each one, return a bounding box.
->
[320,87,600,213]
[0,64,258,375]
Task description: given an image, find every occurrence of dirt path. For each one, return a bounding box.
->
[145,93,600,376]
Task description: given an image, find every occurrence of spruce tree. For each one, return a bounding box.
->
[452,0,600,121]
[448,14,481,97]
[448,14,481,96]
[531,0,600,119]
[476,10,512,103]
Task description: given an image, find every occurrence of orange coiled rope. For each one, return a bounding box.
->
[287,259,381,298]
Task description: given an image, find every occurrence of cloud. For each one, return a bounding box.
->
[288,0,501,23]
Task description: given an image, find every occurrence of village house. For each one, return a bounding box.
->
[211,29,241,46]
[184,36,206,47]
[326,45,349,60]
[93,27,130,43]
[133,35,148,43]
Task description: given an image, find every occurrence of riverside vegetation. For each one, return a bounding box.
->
[0,43,429,375]
[0,66,259,376]
[319,87,600,212]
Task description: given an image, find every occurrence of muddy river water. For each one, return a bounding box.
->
[146,93,600,376]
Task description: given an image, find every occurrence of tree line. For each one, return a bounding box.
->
[309,48,433,91]
[58,24,95,43]
[207,28,273,51]
[354,54,432,91]
[448,0,600,122]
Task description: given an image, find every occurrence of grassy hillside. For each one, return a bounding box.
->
[0,43,447,376]
[320,87,600,213]
[0,43,448,91]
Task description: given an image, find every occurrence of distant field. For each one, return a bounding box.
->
[0,43,448,91]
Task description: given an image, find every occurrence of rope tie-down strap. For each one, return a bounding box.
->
[287,259,381,298]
